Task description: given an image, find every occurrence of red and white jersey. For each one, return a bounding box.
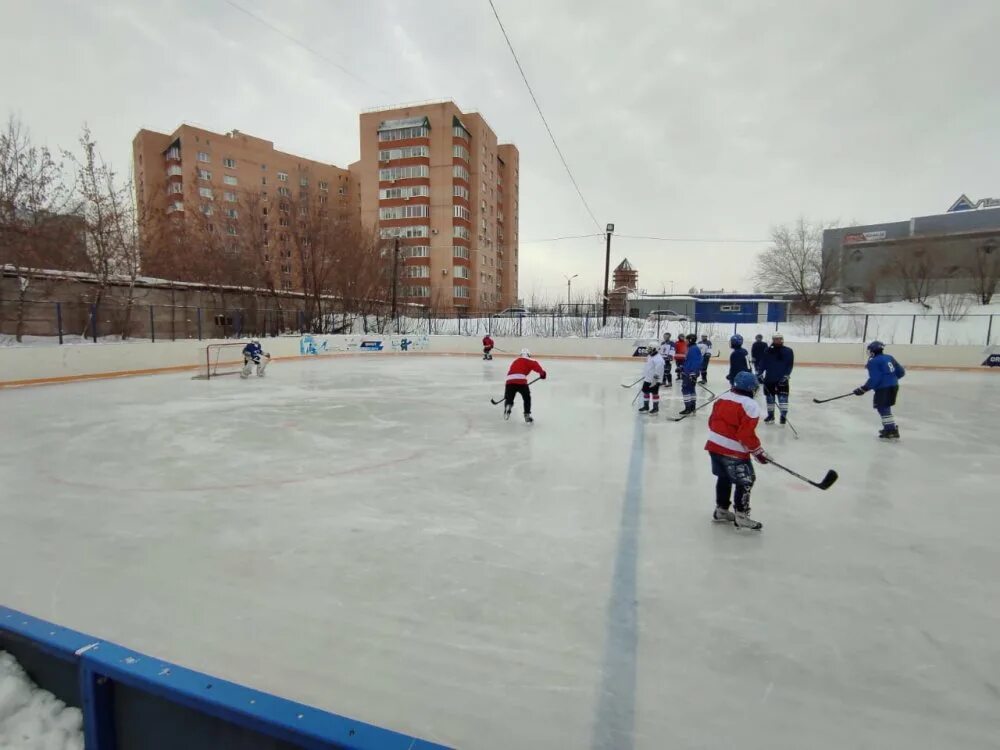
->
[483,336,494,347]
[506,356,545,384]
[674,338,688,361]
[704,391,763,460]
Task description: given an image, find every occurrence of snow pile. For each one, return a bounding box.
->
[0,652,83,750]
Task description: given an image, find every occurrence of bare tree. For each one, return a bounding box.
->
[753,218,837,313]
[882,245,938,306]
[968,239,1000,305]
[0,115,77,340]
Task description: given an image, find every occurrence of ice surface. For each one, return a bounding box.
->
[0,355,998,749]
[0,651,83,750]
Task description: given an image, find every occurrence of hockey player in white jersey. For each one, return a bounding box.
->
[658,332,675,387]
[638,344,665,414]
[241,339,271,379]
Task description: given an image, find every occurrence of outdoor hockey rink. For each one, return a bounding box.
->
[1,354,998,750]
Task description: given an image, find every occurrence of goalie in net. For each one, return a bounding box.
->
[241,339,271,379]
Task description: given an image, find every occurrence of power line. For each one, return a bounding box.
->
[486,0,603,233]
[521,233,603,244]
[616,234,771,244]
[221,0,388,95]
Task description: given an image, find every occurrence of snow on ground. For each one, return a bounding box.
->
[0,355,998,749]
[0,652,83,750]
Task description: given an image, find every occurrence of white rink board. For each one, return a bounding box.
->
[0,356,998,749]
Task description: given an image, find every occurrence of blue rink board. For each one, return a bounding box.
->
[0,606,452,750]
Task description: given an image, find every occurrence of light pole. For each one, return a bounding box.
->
[563,273,578,308]
[602,223,614,326]
[390,236,400,331]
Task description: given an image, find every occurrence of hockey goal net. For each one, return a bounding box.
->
[198,342,247,379]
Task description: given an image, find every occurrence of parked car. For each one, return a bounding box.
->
[496,307,530,318]
[646,309,689,322]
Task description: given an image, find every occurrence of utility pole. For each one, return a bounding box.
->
[602,223,615,326]
[564,273,578,308]
[391,237,400,331]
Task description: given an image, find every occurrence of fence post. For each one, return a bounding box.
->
[90,304,98,343]
[620,314,624,338]
[934,315,941,345]
[518,316,523,337]
[584,312,589,338]
[56,302,63,345]
[235,310,242,339]
[656,317,661,340]
[987,315,994,346]
[551,311,556,337]
[197,308,203,341]
[298,309,305,334]
[694,321,699,337]
[817,314,823,343]
[150,305,155,343]
[862,314,869,343]
[909,314,916,345]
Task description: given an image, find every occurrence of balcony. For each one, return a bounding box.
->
[166,165,183,178]
[167,202,185,215]
[164,148,181,162]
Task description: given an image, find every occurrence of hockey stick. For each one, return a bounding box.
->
[697,382,716,399]
[768,460,838,490]
[784,418,800,439]
[621,378,643,389]
[670,389,729,422]
[812,392,855,404]
[490,376,542,405]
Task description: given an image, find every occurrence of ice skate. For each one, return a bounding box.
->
[734,511,762,530]
[763,413,775,424]
[713,507,735,523]
[878,427,900,440]
[503,405,512,421]
[649,405,659,415]
[779,414,787,425]
[638,404,650,413]
[524,413,534,424]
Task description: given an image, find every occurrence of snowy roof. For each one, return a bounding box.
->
[614,258,634,272]
[377,116,430,132]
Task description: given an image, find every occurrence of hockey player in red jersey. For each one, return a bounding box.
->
[704,371,771,529]
[504,348,546,423]
[482,335,495,360]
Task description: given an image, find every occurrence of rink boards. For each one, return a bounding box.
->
[0,606,450,750]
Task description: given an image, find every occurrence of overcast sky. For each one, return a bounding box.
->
[3,0,999,302]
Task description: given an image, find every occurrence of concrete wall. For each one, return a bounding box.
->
[0,335,994,388]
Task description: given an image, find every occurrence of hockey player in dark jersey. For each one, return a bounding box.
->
[758,332,793,424]
[854,340,906,439]
[750,334,767,376]
[678,333,703,415]
[241,339,270,379]
[726,334,751,384]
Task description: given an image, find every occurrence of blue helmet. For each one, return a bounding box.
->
[867,340,885,355]
[733,371,758,394]
[730,334,744,348]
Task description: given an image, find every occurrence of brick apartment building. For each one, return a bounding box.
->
[355,101,520,311]
[132,125,356,291]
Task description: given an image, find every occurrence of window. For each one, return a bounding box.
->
[454,285,470,299]
[260,191,268,201]
[453,246,470,259]
[198,169,211,180]
[262,207,268,216]
[318,181,329,191]
[261,176,267,185]
[224,191,237,202]
[224,175,238,186]
[282,280,292,291]
[225,208,238,218]
[165,147,180,160]
[168,183,183,194]
[200,204,213,215]
[453,206,471,221]
[379,185,430,200]
[719,304,742,312]
[300,177,308,187]
[454,265,470,279]
[277,187,291,196]
[453,125,469,140]
[223,158,236,168]
[453,226,471,240]
[318,195,328,204]
[279,217,290,227]
[282,263,293,274]
[380,225,429,239]
[380,205,429,220]
[406,266,430,278]
[197,151,210,163]
[198,186,213,199]
[402,285,430,297]
[377,126,430,142]
[378,146,429,161]
[453,185,469,200]
[452,145,470,161]
[402,245,430,258]
[279,202,289,212]
[378,165,430,181]
[453,165,470,181]
[277,171,288,181]
[226,225,238,236]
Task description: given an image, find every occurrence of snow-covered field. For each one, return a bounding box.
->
[0,652,83,750]
[0,355,998,749]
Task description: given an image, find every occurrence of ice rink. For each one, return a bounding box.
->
[1,353,998,749]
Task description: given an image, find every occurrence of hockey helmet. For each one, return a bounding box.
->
[519,348,531,358]
[685,333,697,344]
[733,371,758,394]
[771,331,784,342]
[730,334,744,348]
[867,340,885,355]
[754,334,764,341]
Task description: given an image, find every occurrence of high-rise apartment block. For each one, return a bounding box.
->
[133,125,354,289]
[356,101,519,311]
[132,101,518,310]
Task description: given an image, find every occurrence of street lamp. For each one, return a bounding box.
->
[563,273,578,308]
[602,223,614,326]
[390,237,400,331]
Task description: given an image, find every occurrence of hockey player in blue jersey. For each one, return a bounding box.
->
[854,340,905,439]
[679,333,703,415]
[750,334,767,376]
[758,332,794,424]
[726,334,751,384]
[241,339,271,379]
